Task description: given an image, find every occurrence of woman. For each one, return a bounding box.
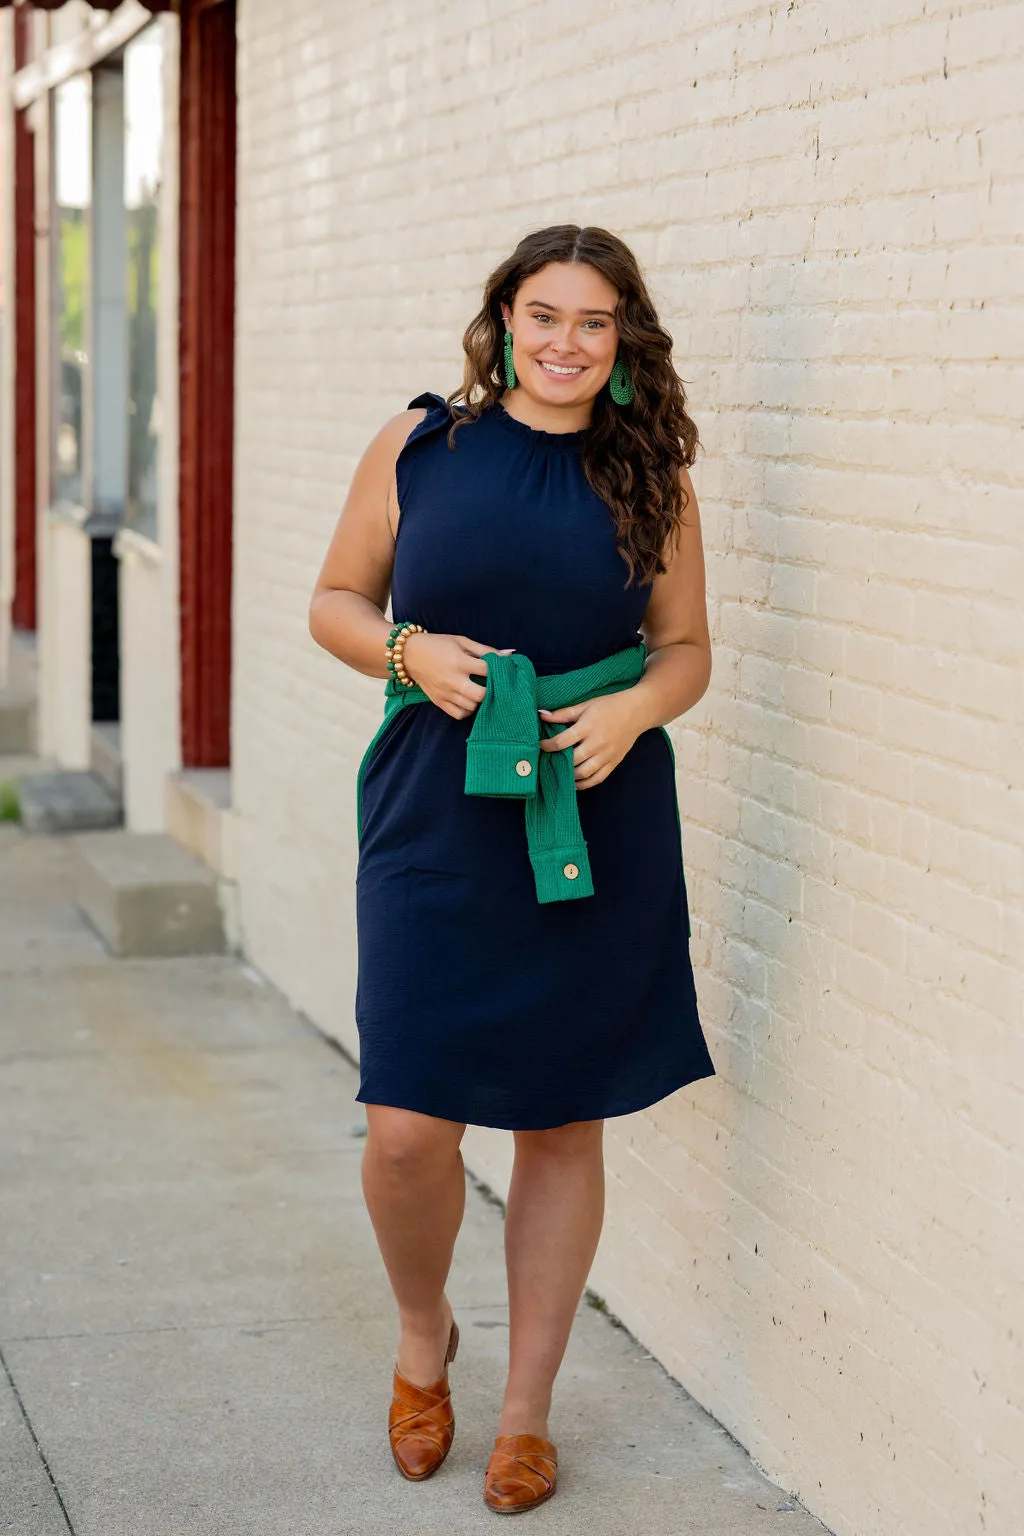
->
[309,224,716,1515]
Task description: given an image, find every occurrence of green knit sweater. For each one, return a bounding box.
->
[357,641,683,906]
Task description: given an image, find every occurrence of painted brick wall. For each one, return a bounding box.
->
[232,4,1024,1532]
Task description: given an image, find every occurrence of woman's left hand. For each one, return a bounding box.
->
[538,692,648,789]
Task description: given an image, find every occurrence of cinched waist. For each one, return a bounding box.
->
[357,643,648,904]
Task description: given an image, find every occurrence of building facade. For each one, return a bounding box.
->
[2,4,1022,1534]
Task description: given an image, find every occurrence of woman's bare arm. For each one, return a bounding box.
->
[308,409,427,679]
[630,466,713,729]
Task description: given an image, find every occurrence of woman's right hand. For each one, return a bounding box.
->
[400,633,516,720]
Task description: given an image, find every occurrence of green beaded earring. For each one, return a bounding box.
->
[503,329,517,389]
[608,353,634,406]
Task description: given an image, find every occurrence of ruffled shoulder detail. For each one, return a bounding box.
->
[396,392,462,508]
[406,390,451,414]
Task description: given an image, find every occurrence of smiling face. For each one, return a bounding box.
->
[500,261,621,410]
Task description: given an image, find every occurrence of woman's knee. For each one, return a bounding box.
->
[513,1118,605,1163]
[364,1105,465,1182]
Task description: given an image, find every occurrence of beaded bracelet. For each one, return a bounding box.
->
[386,621,427,688]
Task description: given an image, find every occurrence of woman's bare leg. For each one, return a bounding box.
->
[361,1104,467,1386]
[499,1119,606,1438]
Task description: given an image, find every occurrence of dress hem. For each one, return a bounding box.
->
[354,1062,717,1132]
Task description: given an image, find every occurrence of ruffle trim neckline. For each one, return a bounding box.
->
[489,399,588,451]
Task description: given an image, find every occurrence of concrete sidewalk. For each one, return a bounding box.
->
[0,818,830,1536]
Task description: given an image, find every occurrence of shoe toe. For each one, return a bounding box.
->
[485,1477,537,1509]
[484,1436,557,1512]
[394,1434,444,1479]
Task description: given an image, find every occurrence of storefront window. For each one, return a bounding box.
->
[123,25,163,537]
[54,76,91,508]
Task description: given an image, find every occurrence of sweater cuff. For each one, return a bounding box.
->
[464,742,539,798]
[530,844,594,903]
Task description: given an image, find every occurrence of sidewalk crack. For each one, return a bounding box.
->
[0,1343,77,1534]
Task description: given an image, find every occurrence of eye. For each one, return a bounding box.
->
[532,313,553,323]
[583,320,606,330]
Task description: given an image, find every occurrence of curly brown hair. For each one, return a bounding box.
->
[444,224,700,589]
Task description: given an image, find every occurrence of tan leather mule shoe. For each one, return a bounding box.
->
[388,1319,459,1481]
[483,1434,558,1514]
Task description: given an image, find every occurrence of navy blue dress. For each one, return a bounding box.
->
[354,392,716,1130]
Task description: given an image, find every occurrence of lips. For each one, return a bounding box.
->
[536,360,585,377]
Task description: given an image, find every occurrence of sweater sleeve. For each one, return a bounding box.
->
[463,652,540,798]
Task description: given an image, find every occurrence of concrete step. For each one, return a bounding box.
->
[165,768,236,879]
[19,770,122,833]
[6,628,38,692]
[72,831,225,958]
[0,693,35,755]
[90,723,123,800]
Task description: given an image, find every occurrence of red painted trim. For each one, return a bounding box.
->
[11,5,37,632]
[178,0,236,767]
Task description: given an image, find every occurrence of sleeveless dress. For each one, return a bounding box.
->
[354,392,716,1130]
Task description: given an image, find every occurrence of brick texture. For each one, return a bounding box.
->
[232,4,1024,1532]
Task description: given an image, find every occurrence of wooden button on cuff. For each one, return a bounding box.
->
[515,760,533,777]
[563,863,579,880]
